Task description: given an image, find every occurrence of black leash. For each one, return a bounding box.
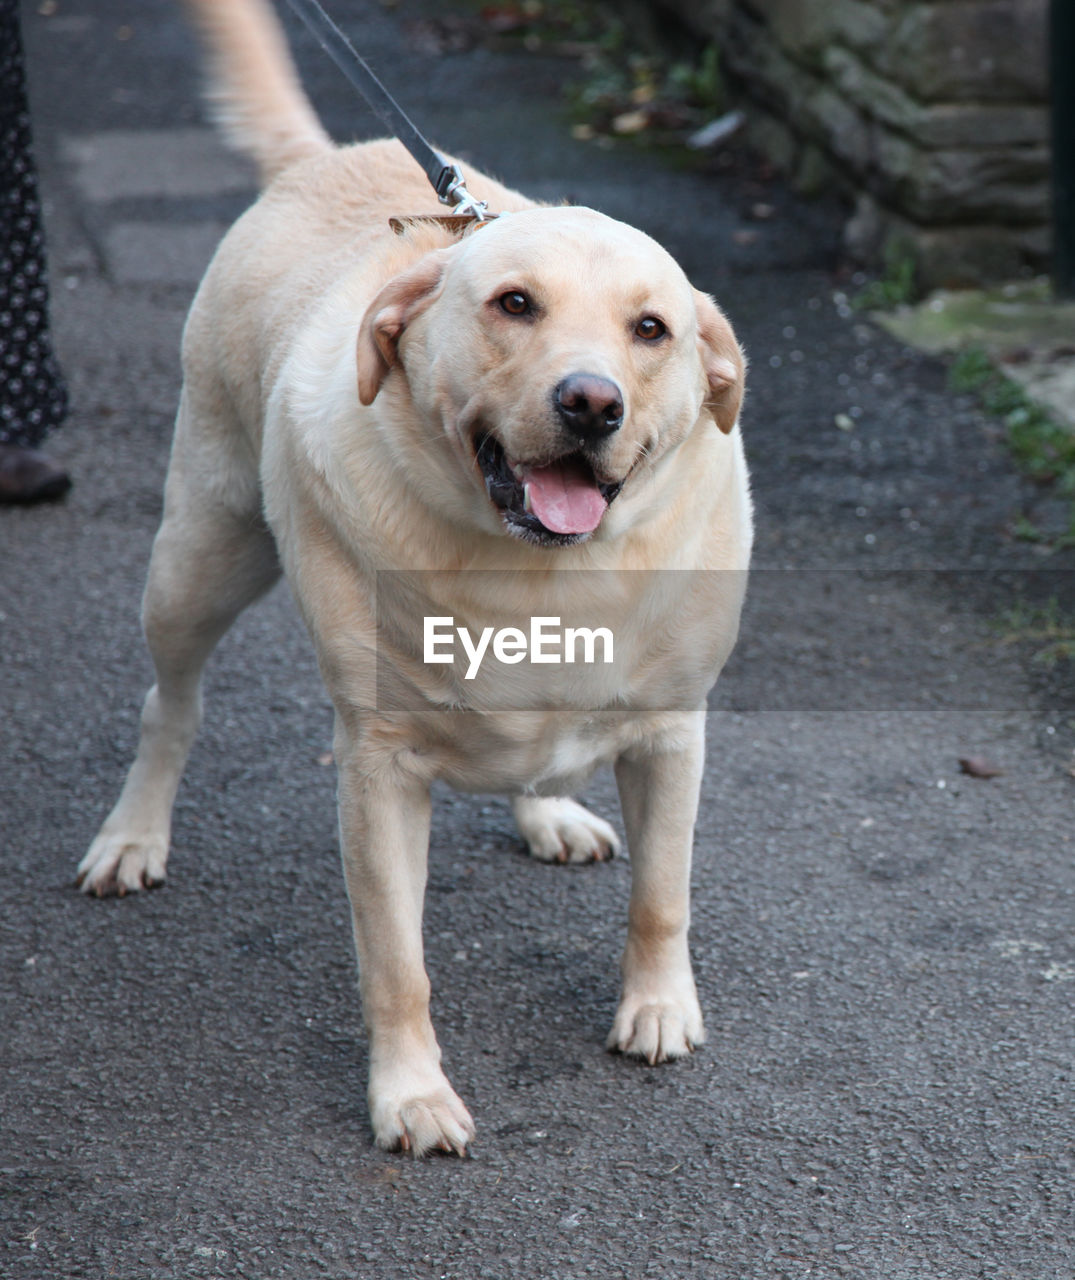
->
[283,0,491,222]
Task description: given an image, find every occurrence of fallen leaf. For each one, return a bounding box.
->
[611,109,650,136]
[354,1165,404,1188]
[480,6,531,34]
[958,756,1005,779]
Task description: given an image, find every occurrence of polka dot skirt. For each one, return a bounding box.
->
[0,0,67,448]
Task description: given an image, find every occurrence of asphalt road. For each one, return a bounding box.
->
[3,3,1073,1277]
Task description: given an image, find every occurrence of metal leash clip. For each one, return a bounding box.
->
[284,0,499,231]
[388,161,500,236]
[434,162,492,225]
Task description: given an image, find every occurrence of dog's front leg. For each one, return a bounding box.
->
[608,709,707,1064]
[335,727,475,1157]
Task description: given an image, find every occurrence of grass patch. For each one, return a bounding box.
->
[853,239,919,309]
[458,1,729,147]
[994,596,1075,666]
[567,33,726,144]
[948,345,1075,546]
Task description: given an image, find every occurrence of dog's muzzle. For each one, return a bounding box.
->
[474,433,624,546]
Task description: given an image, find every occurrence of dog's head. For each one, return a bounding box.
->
[356,207,743,547]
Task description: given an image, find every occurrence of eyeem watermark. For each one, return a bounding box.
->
[424,615,614,680]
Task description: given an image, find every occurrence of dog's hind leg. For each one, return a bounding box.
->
[511,795,619,864]
[77,395,280,895]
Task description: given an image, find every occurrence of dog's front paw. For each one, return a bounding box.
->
[369,1071,476,1157]
[512,796,619,864]
[606,990,705,1065]
[76,827,168,897]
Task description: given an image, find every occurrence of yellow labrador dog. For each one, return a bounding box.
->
[78,0,752,1155]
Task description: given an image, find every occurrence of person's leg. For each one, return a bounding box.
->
[0,0,71,503]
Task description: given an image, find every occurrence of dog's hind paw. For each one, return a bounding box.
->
[512,796,619,864]
[76,829,168,897]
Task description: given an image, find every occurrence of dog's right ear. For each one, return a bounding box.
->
[357,248,453,406]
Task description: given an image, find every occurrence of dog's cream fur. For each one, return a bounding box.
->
[78,0,752,1155]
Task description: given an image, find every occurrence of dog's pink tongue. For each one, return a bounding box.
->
[522,459,607,535]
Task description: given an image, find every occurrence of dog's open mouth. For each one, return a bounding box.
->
[474,434,624,545]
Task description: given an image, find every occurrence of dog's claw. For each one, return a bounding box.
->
[513,796,620,865]
[372,1082,476,1158]
[607,993,705,1064]
[77,830,170,898]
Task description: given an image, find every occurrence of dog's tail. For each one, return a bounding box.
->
[183,0,333,186]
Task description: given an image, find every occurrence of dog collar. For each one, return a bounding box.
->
[388,213,501,236]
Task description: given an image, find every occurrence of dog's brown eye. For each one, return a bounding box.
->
[499,291,532,316]
[635,316,666,341]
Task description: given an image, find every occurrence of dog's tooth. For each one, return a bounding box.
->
[523,483,533,513]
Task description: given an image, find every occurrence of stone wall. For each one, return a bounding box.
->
[660,0,1050,288]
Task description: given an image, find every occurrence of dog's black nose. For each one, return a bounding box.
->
[554,373,624,440]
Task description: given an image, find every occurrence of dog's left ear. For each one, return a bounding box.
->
[357,248,453,405]
[694,290,745,434]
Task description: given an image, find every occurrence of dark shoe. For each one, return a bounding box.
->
[0,444,72,504]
